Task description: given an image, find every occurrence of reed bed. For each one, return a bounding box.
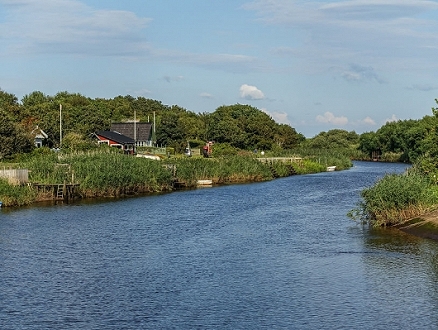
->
[168,156,273,186]
[273,148,354,171]
[350,171,438,227]
[0,178,36,207]
[70,153,173,197]
[2,149,346,206]
[21,150,174,198]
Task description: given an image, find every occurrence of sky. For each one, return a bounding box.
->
[1,0,438,137]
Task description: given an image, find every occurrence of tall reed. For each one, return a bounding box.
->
[0,178,37,206]
[349,171,438,227]
[169,156,273,186]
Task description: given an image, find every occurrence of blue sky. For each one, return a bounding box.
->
[1,0,438,137]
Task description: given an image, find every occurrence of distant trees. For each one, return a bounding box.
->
[0,90,304,154]
[205,104,302,151]
[358,115,438,162]
[0,90,33,158]
[306,129,359,149]
[0,108,33,159]
[2,88,438,162]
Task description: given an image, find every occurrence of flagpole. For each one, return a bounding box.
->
[59,104,62,147]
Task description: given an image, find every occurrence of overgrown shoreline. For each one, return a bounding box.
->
[0,149,352,208]
[349,159,438,231]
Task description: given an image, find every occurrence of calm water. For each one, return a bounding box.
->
[1,161,438,329]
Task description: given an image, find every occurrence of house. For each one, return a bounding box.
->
[110,122,153,147]
[94,130,135,154]
[32,126,48,148]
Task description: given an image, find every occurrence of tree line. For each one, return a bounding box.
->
[0,89,307,158]
[1,89,438,164]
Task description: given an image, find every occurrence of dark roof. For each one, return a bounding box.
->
[95,131,135,144]
[111,122,152,142]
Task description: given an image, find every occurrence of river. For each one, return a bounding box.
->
[1,161,437,329]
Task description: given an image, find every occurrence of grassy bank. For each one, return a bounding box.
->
[168,156,273,187]
[0,149,350,207]
[349,169,438,227]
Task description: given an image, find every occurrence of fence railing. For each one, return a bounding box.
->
[0,169,29,185]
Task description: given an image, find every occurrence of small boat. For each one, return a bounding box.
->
[136,153,161,160]
[326,166,336,172]
[197,179,213,186]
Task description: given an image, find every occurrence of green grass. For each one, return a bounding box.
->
[167,156,273,186]
[0,178,37,207]
[349,170,438,227]
[0,148,352,206]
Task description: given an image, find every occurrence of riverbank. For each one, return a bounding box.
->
[1,152,352,208]
[395,209,438,241]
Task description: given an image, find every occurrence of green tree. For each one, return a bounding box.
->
[206,104,287,150]
[358,131,380,157]
[0,108,33,159]
[308,129,359,149]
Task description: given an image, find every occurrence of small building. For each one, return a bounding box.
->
[110,122,153,147]
[94,131,135,154]
[32,126,48,148]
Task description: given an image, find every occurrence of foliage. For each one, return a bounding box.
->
[287,148,354,171]
[205,104,302,151]
[210,143,241,157]
[349,170,438,227]
[0,178,37,207]
[305,129,359,149]
[0,108,33,159]
[61,132,95,151]
[292,159,326,175]
[19,149,173,197]
[358,114,438,163]
[168,156,273,186]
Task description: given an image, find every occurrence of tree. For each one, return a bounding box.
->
[0,89,21,119]
[156,111,185,149]
[206,104,282,150]
[308,129,359,149]
[274,124,303,149]
[358,131,380,157]
[0,108,33,159]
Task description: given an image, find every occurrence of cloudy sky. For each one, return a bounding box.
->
[1,0,438,137]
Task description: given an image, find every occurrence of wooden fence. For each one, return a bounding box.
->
[0,169,29,185]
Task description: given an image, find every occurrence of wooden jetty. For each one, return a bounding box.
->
[32,183,80,201]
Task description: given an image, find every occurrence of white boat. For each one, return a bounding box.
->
[197,179,213,186]
[136,154,161,160]
[326,166,336,172]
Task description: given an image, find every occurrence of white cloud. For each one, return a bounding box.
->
[362,116,376,125]
[384,114,398,123]
[200,92,213,99]
[239,84,265,100]
[0,0,260,72]
[244,0,438,74]
[316,112,348,125]
[261,108,290,124]
[0,0,151,56]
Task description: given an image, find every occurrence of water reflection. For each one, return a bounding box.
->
[1,161,438,329]
[361,227,438,329]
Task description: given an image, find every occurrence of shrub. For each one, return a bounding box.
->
[349,171,438,227]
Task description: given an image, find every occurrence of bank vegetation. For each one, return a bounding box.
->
[0,147,354,207]
[349,99,438,227]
